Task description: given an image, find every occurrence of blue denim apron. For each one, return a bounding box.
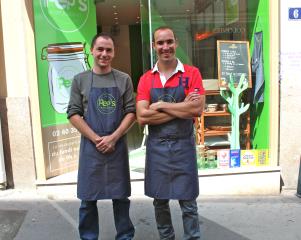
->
[77,71,131,200]
[145,74,199,200]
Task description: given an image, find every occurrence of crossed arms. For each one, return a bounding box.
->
[136,92,205,126]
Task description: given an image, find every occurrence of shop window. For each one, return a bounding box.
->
[141,0,272,170]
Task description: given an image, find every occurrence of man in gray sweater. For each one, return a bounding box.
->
[67,32,135,240]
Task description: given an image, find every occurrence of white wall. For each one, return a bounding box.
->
[279,1,301,189]
[0,0,42,187]
[0,0,31,97]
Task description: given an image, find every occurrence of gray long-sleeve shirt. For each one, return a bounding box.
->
[67,69,135,119]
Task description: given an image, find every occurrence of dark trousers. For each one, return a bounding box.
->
[153,199,201,240]
[79,198,135,240]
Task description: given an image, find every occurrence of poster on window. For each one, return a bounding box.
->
[33,0,96,178]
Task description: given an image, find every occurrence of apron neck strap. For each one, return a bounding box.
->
[151,72,183,88]
[90,69,117,89]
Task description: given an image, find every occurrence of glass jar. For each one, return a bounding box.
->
[42,42,89,113]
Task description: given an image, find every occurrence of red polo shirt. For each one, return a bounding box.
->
[136,64,205,102]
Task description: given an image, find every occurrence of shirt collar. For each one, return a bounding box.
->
[151,58,185,74]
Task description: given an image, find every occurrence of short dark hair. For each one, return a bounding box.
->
[152,26,177,43]
[91,32,115,48]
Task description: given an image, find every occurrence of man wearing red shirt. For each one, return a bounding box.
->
[136,26,205,240]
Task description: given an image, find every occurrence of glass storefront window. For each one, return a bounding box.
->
[141,0,273,169]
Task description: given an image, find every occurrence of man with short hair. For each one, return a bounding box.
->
[136,26,205,240]
[67,32,135,240]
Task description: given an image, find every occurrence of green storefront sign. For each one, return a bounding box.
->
[33,0,96,178]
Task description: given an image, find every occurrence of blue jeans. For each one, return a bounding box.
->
[79,198,135,240]
[153,199,201,240]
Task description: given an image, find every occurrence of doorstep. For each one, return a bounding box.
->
[36,167,281,196]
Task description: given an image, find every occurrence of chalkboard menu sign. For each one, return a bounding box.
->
[217,40,252,88]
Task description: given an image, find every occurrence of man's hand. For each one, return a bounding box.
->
[95,135,116,154]
[184,92,201,102]
[149,101,163,111]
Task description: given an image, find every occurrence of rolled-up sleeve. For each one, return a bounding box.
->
[123,76,136,114]
[67,75,84,119]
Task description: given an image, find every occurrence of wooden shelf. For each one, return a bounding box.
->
[203,111,230,117]
[202,129,249,137]
[204,130,230,136]
[195,93,250,149]
[205,90,220,95]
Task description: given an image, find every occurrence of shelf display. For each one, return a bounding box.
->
[230,149,241,168]
[241,149,257,167]
[196,147,270,170]
[195,89,250,149]
[217,149,230,168]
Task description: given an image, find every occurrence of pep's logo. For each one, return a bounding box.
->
[40,0,89,32]
[43,0,87,11]
[97,93,116,114]
[158,94,176,103]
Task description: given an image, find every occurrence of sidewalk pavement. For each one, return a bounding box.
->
[0,183,301,240]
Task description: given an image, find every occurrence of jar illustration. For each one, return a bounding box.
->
[42,42,89,113]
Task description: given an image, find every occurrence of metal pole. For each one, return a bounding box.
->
[0,117,7,189]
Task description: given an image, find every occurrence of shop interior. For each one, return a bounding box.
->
[96,0,142,91]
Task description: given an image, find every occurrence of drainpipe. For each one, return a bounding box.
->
[0,117,6,189]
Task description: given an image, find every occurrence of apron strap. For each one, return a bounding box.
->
[151,72,156,89]
[179,74,189,90]
[178,74,183,86]
[90,69,117,90]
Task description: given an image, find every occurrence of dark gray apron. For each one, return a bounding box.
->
[145,74,199,200]
[77,71,131,200]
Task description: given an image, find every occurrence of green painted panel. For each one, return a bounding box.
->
[33,1,96,127]
[32,1,97,177]
[248,0,270,149]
